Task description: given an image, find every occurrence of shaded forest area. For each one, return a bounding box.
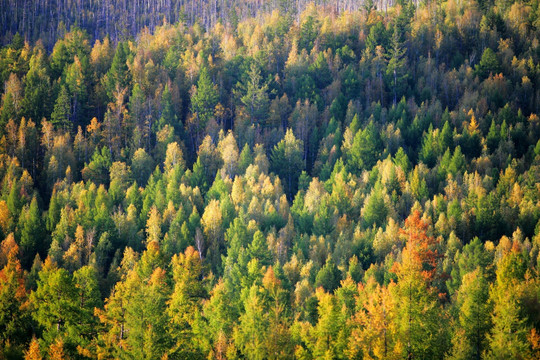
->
[1,0,540,359]
[0,0,363,48]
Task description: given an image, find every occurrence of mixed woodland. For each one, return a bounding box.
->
[1,0,540,358]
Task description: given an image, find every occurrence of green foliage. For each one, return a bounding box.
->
[50,85,71,130]
[82,146,112,185]
[190,66,219,144]
[315,257,341,293]
[19,196,43,268]
[104,42,130,99]
[348,121,383,173]
[1,2,540,358]
[475,48,501,79]
[449,269,492,360]
[271,129,305,198]
[236,63,270,126]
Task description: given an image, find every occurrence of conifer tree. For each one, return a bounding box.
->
[449,268,492,360]
[486,249,531,359]
[168,246,207,358]
[105,42,130,99]
[24,338,42,360]
[189,67,219,148]
[392,211,449,359]
[236,63,270,126]
[349,121,383,173]
[271,129,304,198]
[50,85,71,130]
[0,241,31,352]
[23,46,51,122]
[19,195,43,268]
[386,23,408,105]
[30,259,77,345]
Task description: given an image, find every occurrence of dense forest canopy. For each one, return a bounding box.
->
[1,0,540,358]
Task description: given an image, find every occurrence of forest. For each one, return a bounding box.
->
[0,0,540,358]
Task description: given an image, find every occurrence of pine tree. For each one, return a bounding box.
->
[248,230,272,266]
[23,46,51,122]
[310,288,348,358]
[71,266,101,344]
[234,285,269,360]
[363,181,388,228]
[348,121,383,173]
[24,338,42,360]
[386,23,409,105]
[0,241,31,351]
[158,84,178,131]
[486,119,499,152]
[0,92,16,133]
[271,129,305,198]
[189,67,219,148]
[50,85,71,130]
[19,196,43,268]
[449,268,492,360]
[236,63,270,126]
[486,249,531,359]
[168,246,207,358]
[475,48,501,79]
[29,259,77,345]
[65,55,88,125]
[124,267,171,359]
[392,211,449,359]
[105,42,130,99]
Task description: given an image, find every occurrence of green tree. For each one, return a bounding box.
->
[23,46,51,122]
[386,24,409,105]
[449,269,492,360]
[65,55,88,125]
[300,288,348,358]
[475,48,501,79]
[348,121,383,173]
[81,146,112,185]
[234,285,269,360]
[104,42,130,99]
[50,85,71,130]
[236,63,270,126]
[271,129,305,198]
[71,266,101,347]
[158,84,178,131]
[124,266,171,359]
[486,249,531,359]
[168,246,207,358]
[30,259,77,346]
[315,257,342,293]
[18,196,43,268]
[189,66,218,148]
[248,230,272,266]
[363,181,388,228]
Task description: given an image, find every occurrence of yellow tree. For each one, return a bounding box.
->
[168,246,207,358]
[24,338,42,360]
[145,206,162,245]
[202,199,223,270]
[0,240,30,354]
[348,277,401,359]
